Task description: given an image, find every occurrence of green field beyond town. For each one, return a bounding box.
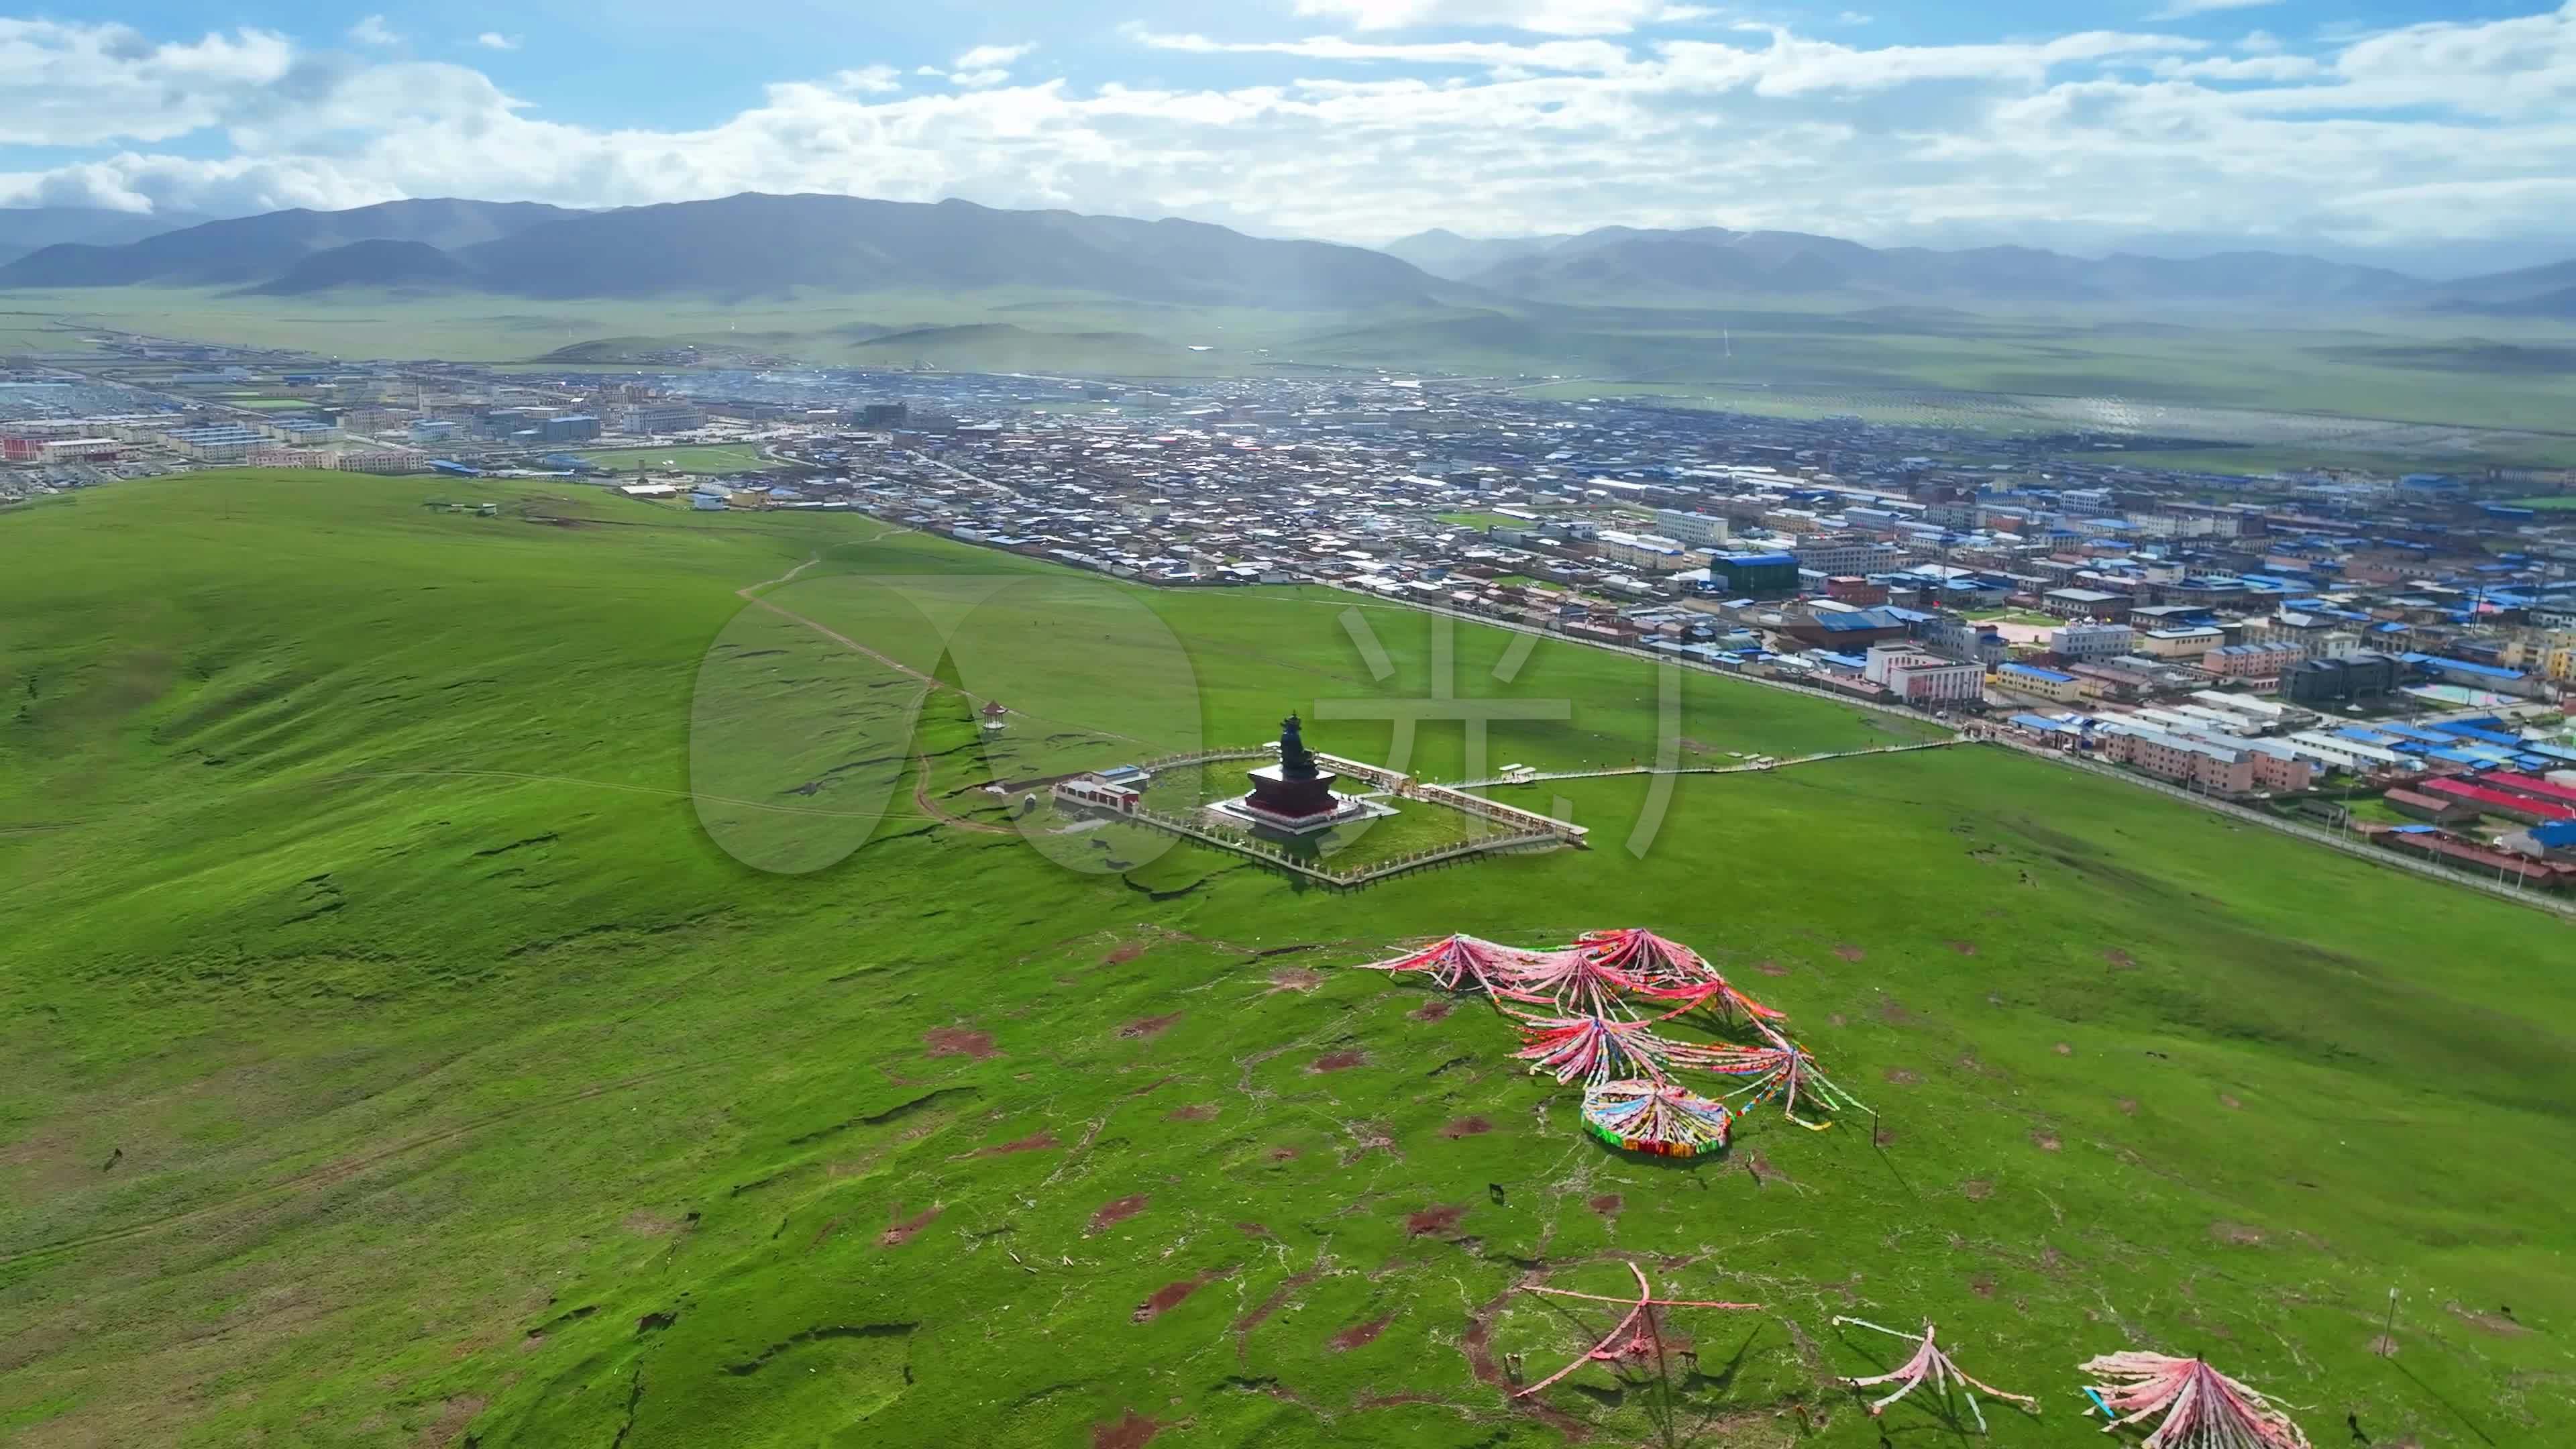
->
[3,473,2573,1447]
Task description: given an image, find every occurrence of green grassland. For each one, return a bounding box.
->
[15,286,2576,447]
[2510,495,2576,510]
[3,473,2574,1447]
[580,444,773,476]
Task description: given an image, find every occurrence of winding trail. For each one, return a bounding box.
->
[912,754,1014,835]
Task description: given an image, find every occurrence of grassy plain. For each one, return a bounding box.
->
[2509,495,2576,510]
[580,443,773,476]
[2,473,2573,1448]
[14,285,2576,451]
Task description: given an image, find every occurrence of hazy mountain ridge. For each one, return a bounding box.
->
[1431,225,2458,307]
[3,195,2566,313]
[0,206,216,265]
[0,199,583,287]
[1,193,1442,309]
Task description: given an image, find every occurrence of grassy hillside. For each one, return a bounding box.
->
[2,474,2572,1447]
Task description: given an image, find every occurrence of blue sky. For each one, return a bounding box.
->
[3,1,2571,272]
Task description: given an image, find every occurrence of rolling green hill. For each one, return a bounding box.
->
[2,474,2572,1446]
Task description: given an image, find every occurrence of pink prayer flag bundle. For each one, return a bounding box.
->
[1509,1012,1737,1086]
[1577,927,1784,1022]
[2080,1351,2311,1449]
[1833,1318,2038,1433]
[1349,933,1535,994]
[1495,947,1654,1017]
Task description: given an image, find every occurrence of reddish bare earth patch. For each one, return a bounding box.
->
[966,1132,1059,1158]
[2210,1222,2265,1246]
[2447,1303,2530,1336]
[411,1395,486,1448]
[2104,948,2137,969]
[1133,1267,1234,1324]
[2117,1097,2139,1115]
[1309,1050,1366,1073]
[1089,1194,1151,1233]
[1948,941,1978,956]
[922,1026,998,1059]
[1834,944,1866,961]
[1167,1104,1220,1122]
[1970,1273,1996,1299]
[1267,967,1326,994]
[1265,1145,1301,1163]
[1234,1222,1273,1238]
[1408,998,1455,1022]
[1961,1179,1994,1201]
[1876,1001,1915,1025]
[1092,1408,1162,1449]
[1330,1312,1397,1351]
[879,1203,942,1246]
[2031,1130,2062,1152]
[1405,1204,1466,1236]
[2220,1093,2243,1110]
[1118,1012,1183,1040]
[621,1210,679,1237]
[2053,1042,2073,1056]
[1828,1013,1849,1028]
[1883,1068,1921,1086]
[1754,959,1789,977]
[1234,1263,1325,1356]
[1588,1193,1623,1217]
[1102,942,1148,965]
[808,1217,843,1252]
[1440,1116,1491,1138]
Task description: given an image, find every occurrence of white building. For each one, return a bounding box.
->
[1654,508,1730,548]
[1865,643,1984,704]
[2053,621,2137,660]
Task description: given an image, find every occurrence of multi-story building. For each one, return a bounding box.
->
[2137,626,2224,659]
[1653,508,1729,548]
[2052,621,2137,660]
[1792,536,1900,576]
[2098,727,2255,794]
[2204,642,2303,680]
[1995,663,2087,702]
[2284,653,2400,704]
[618,402,706,435]
[1864,644,1984,705]
[2042,587,2130,621]
[1917,614,2009,667]
[2097,725,2312,795]
[338,449,427,475]
[1595,531,1701,574]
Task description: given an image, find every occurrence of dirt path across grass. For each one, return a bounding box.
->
[913,754,1013,836]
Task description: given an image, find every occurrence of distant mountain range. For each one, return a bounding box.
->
[1381,227,2576,315]
[0,205,218,265]
[0,194,1436,309]
[3,195,2568,316]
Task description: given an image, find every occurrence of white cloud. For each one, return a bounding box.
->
[954,43,1034,70]
[1291,0,1712,38]
[348,15,402,48]
[835,65,903,93]
[1838,11,1874,24]
[2144,0,2278,19]
[475,33,519,52]
[0,20,296,147]
[2152,53,2318,80]
[1132,28,1634,72]
[0,5,2567,265]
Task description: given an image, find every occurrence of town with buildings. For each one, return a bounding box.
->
[8,325,2575,892]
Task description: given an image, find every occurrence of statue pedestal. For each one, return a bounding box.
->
[1210,761,1360,835]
